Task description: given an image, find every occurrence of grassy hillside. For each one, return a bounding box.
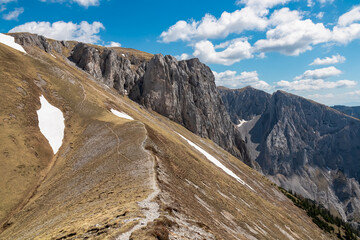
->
[0,40,331,239]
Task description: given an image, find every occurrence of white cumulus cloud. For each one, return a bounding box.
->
[276,66,355,91]
[295,66,342,80]
[255,8,332,55]
[310,54,346,66]
[213,70,271,90]
[175,53,191,61]
[347,90,360,96]
[2,7,23,20]
[0,0,16,3]
[105,41,121,47]
[236,0,291,10]
[338,6,360,26]
[40,0,99,7]
[160,7,268,43]
[318,0,334,4]
[9,21,105,43]
[332,23,360,44]
[331,6,360,44]
[193,38,253,65]
[160,1,360,65]
[277,79,356,91]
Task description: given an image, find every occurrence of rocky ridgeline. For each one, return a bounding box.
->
[219,87,360,230]
[11,33,249,163]
[70,43,146,95]
[10,32,69,54]
[218,86,271,123]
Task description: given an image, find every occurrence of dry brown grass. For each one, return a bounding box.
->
[0,41,329,240]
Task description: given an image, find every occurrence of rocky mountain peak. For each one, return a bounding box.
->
[219,87,360,229]
[218,86,271,123]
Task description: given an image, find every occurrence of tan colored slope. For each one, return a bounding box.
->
[0,42,330,239]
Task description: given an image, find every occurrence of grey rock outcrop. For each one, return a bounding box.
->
[218,86,271,123]
[254,91,360,178]
[10,32,68,54]
[70,43,146,95]
[130,54,249,160]
[219,87,360,229]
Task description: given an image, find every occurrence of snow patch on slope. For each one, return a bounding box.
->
[37,95,65,154]
[177,133,255,192]
[0,33,26,54]
[237,119,248,127]
[111,109,134,120]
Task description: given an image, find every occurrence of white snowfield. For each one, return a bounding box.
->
[237,119,248,127]
[0,33,26,54]
[37,96,65,154]
[177,133,255,192]
[111,109,134,120]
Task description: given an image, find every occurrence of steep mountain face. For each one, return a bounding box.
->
[0,33,329,239]
[218,86,271,123]
[219,87,360,229]
[332,105,360,119]
[130,55,248,160]
[69,43,147,95]
[66,38,248,161]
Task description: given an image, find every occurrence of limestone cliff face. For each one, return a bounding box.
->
[10,32,69,54]
[129,54,248,160]
[218,86,271,123]
[219,87,360,229]
[70,43,146,95]
[67,42,249,161]
[254,91,360,178]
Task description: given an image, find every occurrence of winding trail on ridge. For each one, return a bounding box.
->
[116,126,160,240]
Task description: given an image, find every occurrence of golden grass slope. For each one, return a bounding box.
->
[0,41,331,239]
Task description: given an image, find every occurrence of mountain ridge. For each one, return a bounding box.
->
[0,33,330,239]
[219,86,360,231]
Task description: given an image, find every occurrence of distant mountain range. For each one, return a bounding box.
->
[219,86,360,231]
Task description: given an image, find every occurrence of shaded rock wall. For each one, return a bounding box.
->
[219,87,360,229]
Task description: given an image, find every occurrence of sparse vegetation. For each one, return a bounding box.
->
[279,187,359,239]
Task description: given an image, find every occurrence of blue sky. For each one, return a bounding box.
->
[1,0,360,106]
